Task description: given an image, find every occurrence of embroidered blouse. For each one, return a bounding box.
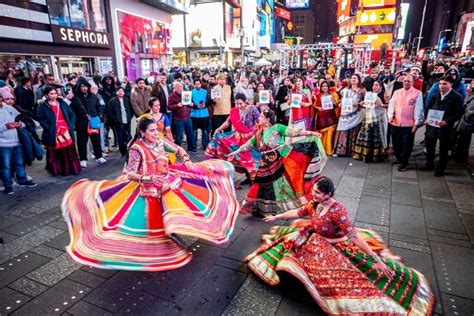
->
[298,200,356,239]
[126,138,180,174]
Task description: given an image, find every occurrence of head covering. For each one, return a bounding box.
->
[0,80,5,88]
[446,67,460,84]
[435,63,449,73]
[0,87,14,99]
[440,75,455,84]
[395,70,407,80]
[411,66,421,74]
[216,72,227,79]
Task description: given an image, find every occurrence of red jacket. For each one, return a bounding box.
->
[168,92,191,120]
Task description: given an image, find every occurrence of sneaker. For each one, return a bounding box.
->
[80,160,88,168]
[391,159,401,165]
[27,175,33,181]
[17,180,38,188]
[332,154,338,157]
[4,187,14,195]
[96,157,107,164]
[397,164,409,172]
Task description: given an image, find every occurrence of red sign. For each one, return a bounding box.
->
[275,7,291,21]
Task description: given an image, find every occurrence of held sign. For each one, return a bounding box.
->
[51,25,112,48]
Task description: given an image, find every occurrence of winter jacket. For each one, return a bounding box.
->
[457,94,474,133]
[107,97,133,125]
[17,127,44,165]
[425,90,464,139]
[131,86,152,117]
[70,93,102,130]
[14,85,35,115]
[36,99,76,147]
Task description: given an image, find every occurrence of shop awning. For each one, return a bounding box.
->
[140,0,189,14]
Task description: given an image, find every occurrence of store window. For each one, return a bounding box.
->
[48,0,108,32]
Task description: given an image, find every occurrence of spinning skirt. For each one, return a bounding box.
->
[62,160,239,271]
[205,130,261,180]
[241,136,326,216]
[246,222,434,315]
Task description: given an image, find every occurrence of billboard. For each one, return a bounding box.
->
[275,7,291,20]
[396,3,409,40]
[286,0,309,9]
[337,0,351,23]
[355,7,396,26]
[358,0,396,7]
[354,33,392,49]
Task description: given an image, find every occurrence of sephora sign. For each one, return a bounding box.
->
[51,25,112,49]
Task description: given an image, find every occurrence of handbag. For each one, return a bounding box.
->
[89,116,102,129]
[280,102,291,111]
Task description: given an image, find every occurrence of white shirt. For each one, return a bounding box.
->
[119,98,128,124]
[387,88,424,126]
[440,89,452,101]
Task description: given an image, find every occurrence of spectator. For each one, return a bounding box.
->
[131,78,151,117]
[168,81,196,153]
[362,68,380,92]
[190,79,209,150]
[70,78,106,168]
[0,89,37,195]
[14,77,35,116]
[211,73,232,135]
[107,87,132,157]
[151,73,172,119]
[35,74,55,101]
[37,86,81,176]
[121,76,132,99]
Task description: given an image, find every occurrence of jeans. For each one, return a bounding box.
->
[76,128,103,161]
[390,125,415,166]
[114,123,132,157]
[173,118,196,151]
[193,127,209,149]
[0,146,28,189]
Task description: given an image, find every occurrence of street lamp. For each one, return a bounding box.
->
[437,29,452,53]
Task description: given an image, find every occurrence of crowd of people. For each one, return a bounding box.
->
[1,53,473,314]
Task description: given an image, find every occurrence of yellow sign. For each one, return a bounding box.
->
[355,7,396,26]
[359,0,396,7]
[287,21,293,31]
[354,33,393,49]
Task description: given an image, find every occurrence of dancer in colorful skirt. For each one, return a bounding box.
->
[333,74,365,156]
[206,93,261,183]
[62,118,239,271]
[313,81,340,156]
[353,80,389,162]
[246,177,434,315]
[228,110,326,217]
[139,98,176,163]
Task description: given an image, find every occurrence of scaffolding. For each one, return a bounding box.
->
[277,42,372,76]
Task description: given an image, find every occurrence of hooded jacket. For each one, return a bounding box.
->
[70,77,102,129]
[425,68,467,107]
[131,85,152,117]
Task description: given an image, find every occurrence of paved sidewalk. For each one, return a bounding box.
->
[0,148,473,315]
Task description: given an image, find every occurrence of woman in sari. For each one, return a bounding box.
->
[289,77,313,137]
[247,176,434,315]
[62,118,239,271]
[333,74,366,157]
[353,80,389,162]
[313,81,340,156]
[205,93,261,183]
[228,110,326,217]
[37,86,81,176]
[254,82,275,113]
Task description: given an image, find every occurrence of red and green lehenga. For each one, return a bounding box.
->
[62,139,239,271]
[239,124,327,216]
[246,201,434,315]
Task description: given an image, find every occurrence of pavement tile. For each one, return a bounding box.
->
[229,213,253,242]
[222,220,274,262]
[422,199,466,233]
[441,293,474,316]
[0,252,50,287]
[26,253,81,286]
[47,219,68,231]
[335,176,365,198]
[143,243,223,302]
[66,301,113,316]
[115,292,177,315]
[355,221,390,233]
[215,256,250,274]
[44,231,70,250]
[428,235,472,248]
[427,228,470,241]
[460,213,474,244]
[0,214,23,230]
[362,185,391,199]
[223,274,282,316]
[390,246,442,314]
[392,164,418,179]
[431,242,474,300]
[30,244,64,259]
[390,203,427,239]
[8,277,49,297]
[366,163,392,188]
[356,196,390,226]
[67,270,106,288]
[84,271,154,313]
[322,158,348,186]
[391,181,422,207]
[417,172,452,199]
[276,295,325,315]
[0,226,64,264]
[173,265,247,315]
[0,231,19,243]
[389,233,429,247]
[2,209,62,236]
[0,287,30,314]
[343,160,369,178]
[447,182,474,213]
[389,239,431,254]
[12,279,91,316]
[336,196,359,222]
[80,267,118,279]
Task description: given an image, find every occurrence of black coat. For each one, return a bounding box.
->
[152,83,171,114]
[70,93,102,129]
[107,97,133,125]
[14,86,35,115]
[425,90,465,139]
[36,99,76,147]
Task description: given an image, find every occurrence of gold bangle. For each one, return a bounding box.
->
[141,175,152,183]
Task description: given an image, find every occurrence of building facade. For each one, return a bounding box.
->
[0,0,115,79]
